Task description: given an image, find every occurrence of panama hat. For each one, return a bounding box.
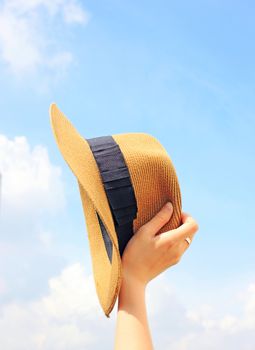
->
[49,103,182,318]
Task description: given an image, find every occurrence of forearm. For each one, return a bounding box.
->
[114,277,154,350]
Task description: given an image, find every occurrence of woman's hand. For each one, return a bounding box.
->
[121,201,199,287]
[114,202,199,350]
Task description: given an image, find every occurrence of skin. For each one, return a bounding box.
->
[114,201,199,350]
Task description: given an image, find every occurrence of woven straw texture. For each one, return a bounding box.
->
[49,103,182,318]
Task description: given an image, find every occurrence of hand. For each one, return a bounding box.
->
[121,202,199,287]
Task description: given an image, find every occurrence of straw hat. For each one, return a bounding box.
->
[49,103,182,318]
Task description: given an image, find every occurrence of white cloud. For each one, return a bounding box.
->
[62,1,88,24]
[184,282,255,335]
[0,263,114,350]
[0,134,66,217]
[0,133,76,303]
[0,260,254,350]
[0,0,90,76]
[169,281,255,350]
[41,263,100,320]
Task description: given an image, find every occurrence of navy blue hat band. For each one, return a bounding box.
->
[86,135,138,261]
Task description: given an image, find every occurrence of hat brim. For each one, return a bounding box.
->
[49,103,122,317]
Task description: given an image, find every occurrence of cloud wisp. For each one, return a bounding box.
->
[0,261,254,350]
[0,133,66,219]
[0,0,90,77]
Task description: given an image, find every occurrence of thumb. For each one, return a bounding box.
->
[141,202,174,237]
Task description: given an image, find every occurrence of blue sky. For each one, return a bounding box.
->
[0,1,255,349]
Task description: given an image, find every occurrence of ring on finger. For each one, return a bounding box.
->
[185,237,192,245]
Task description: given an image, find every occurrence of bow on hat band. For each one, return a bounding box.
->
[86,135,138,261]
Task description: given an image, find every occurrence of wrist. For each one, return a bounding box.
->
[118,273,146,310]
[121,274,147,292]
[121,268,148,290]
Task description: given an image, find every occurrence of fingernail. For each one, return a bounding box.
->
[165,202,173,210]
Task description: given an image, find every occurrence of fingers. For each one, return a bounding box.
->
[155,211,199,247]
[181,236,194,252]
[168,234,194,267]
[139,202,174,237]
[173,221,198,263]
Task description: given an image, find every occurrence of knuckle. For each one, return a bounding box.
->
[139,227,152,238]
[171,252,180,264]
[172,256,180,265]
[190,220,199,234]
[139,224,151,236]
[167,238,174,248]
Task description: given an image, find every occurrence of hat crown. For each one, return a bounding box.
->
[112,132,182,233]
